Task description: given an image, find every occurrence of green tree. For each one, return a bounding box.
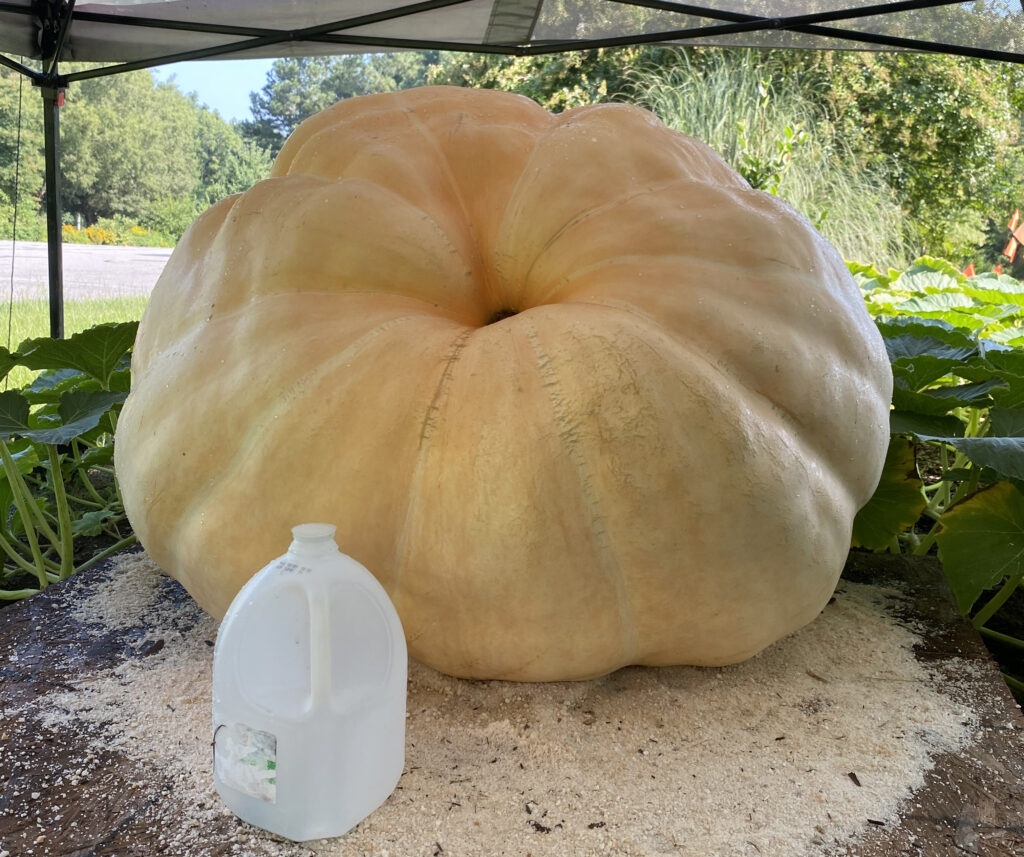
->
[241,52,437,154]
[818,52,1020,259]
[194,106,272,204]
[59,70,199,224]
[426,47,650,112]
[142,103,273,238]
[0,68,45,240]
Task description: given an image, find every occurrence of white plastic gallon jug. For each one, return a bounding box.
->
[212,523,407,842]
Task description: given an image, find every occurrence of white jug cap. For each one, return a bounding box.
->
[291,523,337,542]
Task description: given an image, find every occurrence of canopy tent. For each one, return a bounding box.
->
[1,0,1023,337]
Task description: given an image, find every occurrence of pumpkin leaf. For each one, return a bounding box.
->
[0,389,123,445]
[990,408,1024,438]
[17,322,138,389]
[951,360,1000,384]
[58,390,126,428]
[984,326,1024,346]
[874,315,976,349]
[890,355,963,392]
[911,256,969,281]
[892,262,963,294]
[0,391,31,440]
[8,438,40,475]
[965,283,1024,305]
[851,437,926,551]
[987,350,1024,376]
[915,310,989,331]
[990,372,1024,409]
[891,380,1003,415]
[919,378,1005,407]
[0,347,19,385]
[889,411,965,438]
[24,368,89,401]
[848,261,894,290]
[913,436,1024,482]
[883,335,976,363]
[936,482,1024,614]
[77,444,114,468]
[895,292,977,314]
[71,508,116,538]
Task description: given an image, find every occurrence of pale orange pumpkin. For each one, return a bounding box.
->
[115,86,892,681]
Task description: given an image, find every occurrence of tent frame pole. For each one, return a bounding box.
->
[40,83,64,340]
[33,0,75,339]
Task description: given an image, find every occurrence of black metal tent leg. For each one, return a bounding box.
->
[41,85,64,340]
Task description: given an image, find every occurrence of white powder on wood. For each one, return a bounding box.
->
[67,550,166,630]
[26,553,979,856]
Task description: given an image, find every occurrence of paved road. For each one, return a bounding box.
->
[0,241,171,301]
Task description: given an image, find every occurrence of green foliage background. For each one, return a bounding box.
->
[424,47,1024,268]
[1,47,1022,266]
[0,63,273,243]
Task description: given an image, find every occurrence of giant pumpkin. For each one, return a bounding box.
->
[116,86,892,681]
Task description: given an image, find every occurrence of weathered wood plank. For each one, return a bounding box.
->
[1,550,1022,857]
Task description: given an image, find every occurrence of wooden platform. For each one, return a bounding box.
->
[1,550,1023,857]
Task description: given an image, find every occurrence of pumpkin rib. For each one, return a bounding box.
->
[512,301,849,672]
[418,327,474,448]
[491,106,741,311]
[228,174,486,323]
[155,308,435,578]
[520,314,641,665]
[572,294,870,509]
[524,251,728,305]
[556,265,882,396]
[396,100,504,318]
[389,325,476,598]
[512,176,721,309]
[510,181,825,313]
[497,185,798,314]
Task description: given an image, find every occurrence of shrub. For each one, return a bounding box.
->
[62,216,175,248]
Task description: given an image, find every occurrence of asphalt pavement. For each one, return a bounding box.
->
[0,241,171,302]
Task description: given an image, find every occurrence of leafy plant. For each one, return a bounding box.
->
[627,53,913,269]
[735,119,807,198]
[854,257,1024,693]
[0,322,137,600]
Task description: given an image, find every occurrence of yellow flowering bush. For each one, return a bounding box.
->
[62,218,175,248]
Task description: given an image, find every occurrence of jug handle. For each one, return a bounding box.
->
[309,589,331,709]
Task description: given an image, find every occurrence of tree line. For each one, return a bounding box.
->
[0,63,272,245]
[2,48,1022,267]
[240,48,1024,268]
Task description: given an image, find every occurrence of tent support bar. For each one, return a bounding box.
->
[41,85,63,339]
[61,0,479,83]
[43,0,76,76]
[0,52,39,78]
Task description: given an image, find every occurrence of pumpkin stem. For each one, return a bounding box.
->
[487,308,518,325]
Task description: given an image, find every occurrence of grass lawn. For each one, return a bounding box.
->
[0,296,149,388]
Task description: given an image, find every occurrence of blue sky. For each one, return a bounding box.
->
[153,58,276,123]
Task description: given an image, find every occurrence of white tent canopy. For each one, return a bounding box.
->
[1,0,1023,337]
[1,0,1023,70]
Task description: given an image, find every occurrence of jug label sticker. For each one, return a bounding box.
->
[215,723,277,803]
